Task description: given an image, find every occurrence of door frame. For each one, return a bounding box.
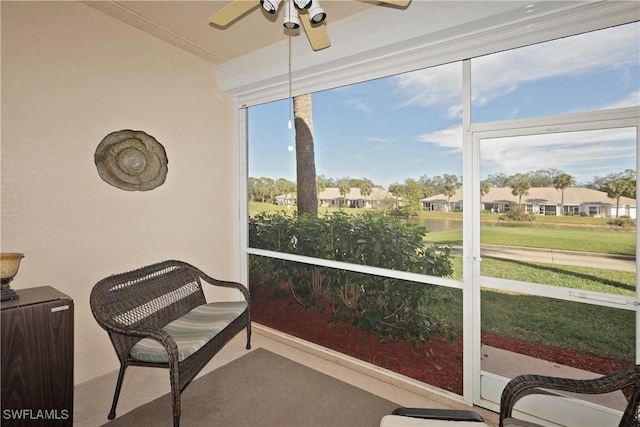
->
[466,107,640,425]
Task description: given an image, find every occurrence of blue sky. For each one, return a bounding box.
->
[249,22,639,189]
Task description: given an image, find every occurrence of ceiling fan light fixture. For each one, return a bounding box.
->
[260,0,282,14]
[308,1,326,24]
[293,0,312,10]
[283,0,300,29]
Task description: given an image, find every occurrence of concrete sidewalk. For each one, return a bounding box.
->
[480,244,636,272]
[481,345,628,410]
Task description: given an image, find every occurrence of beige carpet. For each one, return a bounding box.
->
[102,348,400,427]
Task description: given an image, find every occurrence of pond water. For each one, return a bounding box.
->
[406,217,574,232]
[407,218,463,233]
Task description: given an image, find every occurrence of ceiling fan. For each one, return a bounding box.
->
[209,0,411,51]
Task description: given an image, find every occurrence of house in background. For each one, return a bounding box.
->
[422,187,637,218]
[274,193,296,207]
[318,187,396,209]
[275,187,398,208]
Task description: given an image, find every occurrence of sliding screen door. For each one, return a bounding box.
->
[473,120,637,426]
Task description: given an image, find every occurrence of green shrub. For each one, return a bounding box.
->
[607,216,636,228]
[499,206,536,222]
[248,210,454,344]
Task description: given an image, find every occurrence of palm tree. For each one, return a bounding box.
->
[606,178,634,218]
[293,94,318,216]
[480,180,491,211]
[508,174,531,207]
[316,176,327,197]
[480,180,491,197]
[358,179,373,208]
[552,173,576,216]
[259,177,276,203]
[338,179,351,208]
[442,184,457,211]
[388,182,404,208]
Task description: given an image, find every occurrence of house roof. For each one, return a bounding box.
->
[318,187,394,201]
[422,187,637,206]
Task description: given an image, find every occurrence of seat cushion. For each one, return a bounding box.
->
[380,415,489,426]
[130,301,248,363]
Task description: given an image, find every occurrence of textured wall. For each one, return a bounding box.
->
[1,1,239,383]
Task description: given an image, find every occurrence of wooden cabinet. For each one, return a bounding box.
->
[1,286,74,426]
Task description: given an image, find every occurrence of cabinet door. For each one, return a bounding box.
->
[1,299,73,426]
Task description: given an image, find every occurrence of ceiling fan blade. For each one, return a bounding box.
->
[300,13,331,51]
[209,0,260,27]
[375,0,411,6]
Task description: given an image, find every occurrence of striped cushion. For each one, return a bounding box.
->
[130,301,248,363]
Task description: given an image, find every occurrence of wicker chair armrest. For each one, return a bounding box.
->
[101,321,177,347]
[133,328,180,363]
[203,277,250,300]
[182,262,250,301]
[500,365,640,426]
[108,324,179,362]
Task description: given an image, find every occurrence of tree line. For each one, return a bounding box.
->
[248,176,378,204]
[249,168,636,216]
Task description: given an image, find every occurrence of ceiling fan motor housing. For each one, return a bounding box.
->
[261,0,311,14]
[293,0,312,10]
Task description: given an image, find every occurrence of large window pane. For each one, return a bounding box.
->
[248,62,464,272]
[249,255,464,393]
[471,23,639,122]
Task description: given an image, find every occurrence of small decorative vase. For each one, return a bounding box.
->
[1,253,25,291]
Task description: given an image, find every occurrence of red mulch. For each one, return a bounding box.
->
[251,283,630,396]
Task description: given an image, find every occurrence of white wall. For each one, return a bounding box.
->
[1,1,239,383]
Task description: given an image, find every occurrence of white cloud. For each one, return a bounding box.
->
[471,24,638,106]
[354,102,372,113]
[416,126,463,150]
[604,91,640,110]
[392,23,639,111]
[365,136,389,143]
[418,125,636,182]
[393,62,462,109]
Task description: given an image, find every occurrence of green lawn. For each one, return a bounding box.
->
[423,223,635,256]
[480,289,635,362]
[429,283,634,363]
[438,255,636,362]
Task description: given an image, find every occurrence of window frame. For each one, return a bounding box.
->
[235,2,640,410]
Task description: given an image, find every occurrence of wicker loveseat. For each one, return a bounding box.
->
[90,260,251,427]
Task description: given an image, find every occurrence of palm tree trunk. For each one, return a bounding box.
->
[294,94,318,216]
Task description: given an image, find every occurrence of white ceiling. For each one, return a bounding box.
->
[83,1,639,100]
[82,1,394,65]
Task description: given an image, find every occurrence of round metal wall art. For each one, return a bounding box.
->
[95,130,168,191]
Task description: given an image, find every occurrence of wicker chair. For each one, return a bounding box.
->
[384,364,640,427]
[500,364,640,427]
[90,260,251,427]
